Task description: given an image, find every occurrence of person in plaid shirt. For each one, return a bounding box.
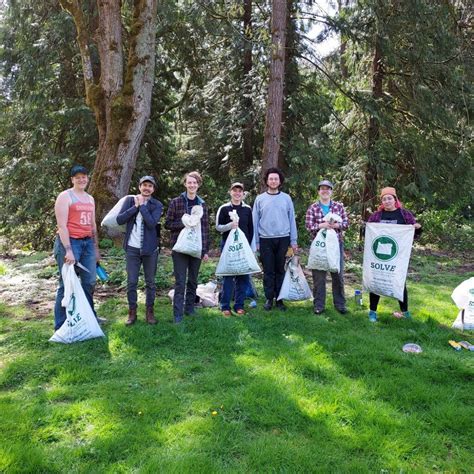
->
[305,180,349,315]
[165,171,209,324]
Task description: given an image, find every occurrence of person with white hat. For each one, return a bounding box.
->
[305,179,349,315]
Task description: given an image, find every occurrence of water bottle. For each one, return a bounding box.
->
[96,263,109,282]
[354,289,363,306]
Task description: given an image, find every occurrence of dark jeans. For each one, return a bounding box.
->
[260,236,290,301]
[172,250,202,317]
[53,236,96,330]
[312,240,346,311]
[221,275,247,311]
[370,286,408,312]
[126,246,158,309]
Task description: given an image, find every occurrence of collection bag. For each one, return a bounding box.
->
[307,212,341,273]
[451,277,474,330]
[172,205,203,258]
[100,195,133,234]
[50,264,105,344]
[278,256,312,301]
[362,223,414,301]
[215,228,260,276]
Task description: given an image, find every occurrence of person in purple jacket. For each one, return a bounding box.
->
[367,187,421,322]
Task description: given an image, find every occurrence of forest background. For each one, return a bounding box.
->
[0,0,472,251]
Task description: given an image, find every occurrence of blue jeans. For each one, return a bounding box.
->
[53,236,96,330]
[126,246,158,309]
[221,275,247,311]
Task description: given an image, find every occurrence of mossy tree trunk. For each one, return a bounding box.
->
[59,0,158,220]
[260,0,287,191]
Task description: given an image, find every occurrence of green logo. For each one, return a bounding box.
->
[372,236,398,261]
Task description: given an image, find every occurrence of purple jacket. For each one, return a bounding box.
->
[368,208,416,225]
[368,207,422,238]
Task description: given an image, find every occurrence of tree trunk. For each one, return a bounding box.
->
[241,0,253,173]
[60,0,158,220]
[361,28,383,220]
[277,0,296,173]
[338,0,350,79]
[260,0,287,190]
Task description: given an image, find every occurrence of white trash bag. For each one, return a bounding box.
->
[362,223,414,302]
[100,195,133,234]
[50,264,105,344]
[278,256,312,301]
[167,281,219,308]
[307,213,341,273]
[172,205,203,258]
[451,277,474,330]
[216,211,260,276]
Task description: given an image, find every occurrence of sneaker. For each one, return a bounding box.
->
[249,300,257,308]
[97,316,107,325]
[174,314,184,324]
[314,308,324,315]
[403,311,412,319]
[276,301,287,312]
[336,308,348,314]
[368,310,378,322]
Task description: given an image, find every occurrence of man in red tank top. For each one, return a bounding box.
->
[53,165,103,330]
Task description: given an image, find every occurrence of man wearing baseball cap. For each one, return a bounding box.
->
[117,176,163,325]
[53,165,103,330]
[215,182,254,316]
[305,179,349,315]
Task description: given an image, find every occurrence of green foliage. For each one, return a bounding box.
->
[0,0,471,253]
[418,205,473,252]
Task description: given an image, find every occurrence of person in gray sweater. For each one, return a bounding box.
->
[253,168,298,311]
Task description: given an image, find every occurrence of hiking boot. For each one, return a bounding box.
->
[126,308,137,326]
[146,306,157,325]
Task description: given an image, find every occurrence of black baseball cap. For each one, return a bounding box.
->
[70,165,89,177]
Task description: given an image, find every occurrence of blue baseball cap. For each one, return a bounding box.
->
[70,165,89,176]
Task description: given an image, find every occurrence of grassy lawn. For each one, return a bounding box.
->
[0,250,473,473]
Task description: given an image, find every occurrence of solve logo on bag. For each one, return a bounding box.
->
[372,236,398,261]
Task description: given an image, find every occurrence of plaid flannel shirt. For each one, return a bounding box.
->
[305,200,349,242]
[165,193,209,256]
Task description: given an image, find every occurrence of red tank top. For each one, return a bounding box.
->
[67,191,95,238]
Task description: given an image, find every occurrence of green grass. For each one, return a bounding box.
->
[0,251,473,473]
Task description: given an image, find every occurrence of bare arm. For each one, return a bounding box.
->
[55,192,75,264]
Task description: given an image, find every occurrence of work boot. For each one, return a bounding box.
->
[126,308,137,326]
[146,306,157,325]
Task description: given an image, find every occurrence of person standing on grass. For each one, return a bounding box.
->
[366,187,422,322]
[117,176,163,326]
[305,180,349,315]
[216,182,254,317]
[53,165,104,330]
[252,167,298,312]
[165,171,209,324]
